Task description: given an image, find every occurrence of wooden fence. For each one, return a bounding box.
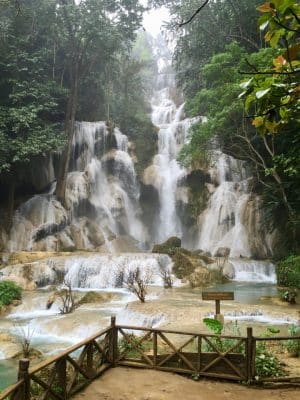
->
[1,317,299,400]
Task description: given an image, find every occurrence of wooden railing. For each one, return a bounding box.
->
[1,317,299,400]
[0,325,113,400]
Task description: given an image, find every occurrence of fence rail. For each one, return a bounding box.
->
[1,317,299,400]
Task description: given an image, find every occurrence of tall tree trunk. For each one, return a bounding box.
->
[6,179,15,233]
[56,61,79,206]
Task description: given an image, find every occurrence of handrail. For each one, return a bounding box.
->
[114,324,247,340]
[29,326,112,375]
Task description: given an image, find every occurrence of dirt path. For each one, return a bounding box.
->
[73,368,299,400]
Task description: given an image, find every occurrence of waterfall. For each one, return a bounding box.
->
[64,254,172,289]
[198,152,273,258]
[6,122,147,251]
[0,254,174,289]
[146,59,199,243]
[229,259,276,283]
[2,35,276,267]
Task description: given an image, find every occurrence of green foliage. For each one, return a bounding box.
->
[0,0,67,175]
[0,280,22,306]
[283,325,300,357]
[203,318,223,335]
[276,255,300,288]
[202,319,244,353]
[255,344,284,379]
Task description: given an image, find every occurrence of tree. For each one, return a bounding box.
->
[240,0,300,248]
[124,267,153,303]
[54,0,145,205]
[0,0,66,227]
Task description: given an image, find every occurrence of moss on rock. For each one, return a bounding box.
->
[152,236,182,255]
[78,291,115,305]
[172,252,196,279]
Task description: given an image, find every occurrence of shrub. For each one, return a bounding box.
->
[255,344,284,379]
[0,280,22,306]
[276,255,300,288]
[283,325,300,357]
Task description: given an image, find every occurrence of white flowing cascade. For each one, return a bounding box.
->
[198,152,251,257]
[148,88,199,242]
[63,254,173,288]
[7,122,146,251]
[230,259,276,283]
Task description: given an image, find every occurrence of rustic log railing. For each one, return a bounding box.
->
[1,317,299,400]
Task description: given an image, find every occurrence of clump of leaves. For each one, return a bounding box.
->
[255,326,284,380]
[0,280,22,306]
[202,318,244,353]
[276,255,300,289]
[255,344,284,379]
[283,325,300,357]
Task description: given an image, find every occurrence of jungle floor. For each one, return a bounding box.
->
[73,367,299,400]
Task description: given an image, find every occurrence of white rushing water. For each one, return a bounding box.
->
[6,121,147,251]
[146,62,199,242]
[198,152,274,259]
[230,259,276,283]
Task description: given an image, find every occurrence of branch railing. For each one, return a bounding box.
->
[1,317,299,400]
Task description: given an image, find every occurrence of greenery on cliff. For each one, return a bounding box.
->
[153,0,300,255]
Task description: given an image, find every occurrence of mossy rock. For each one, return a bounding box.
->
[152,236,182,255]
[172,252,196,279]
[78,291,114,305]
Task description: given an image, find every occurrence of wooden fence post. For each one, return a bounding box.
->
[109,316,118,367]
[16,359,30,400]
[86,342,94,377]
[153,331,157,368]
[56,357,67,400]
[246,327,254,381]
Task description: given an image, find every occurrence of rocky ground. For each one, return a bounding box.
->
[73,368,300,400]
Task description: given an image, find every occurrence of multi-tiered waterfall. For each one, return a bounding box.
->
[0,36,276,281]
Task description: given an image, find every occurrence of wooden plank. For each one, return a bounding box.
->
[202,292,234,301]
[0,380,24,400]
[118,329,153,366]
[30,375,63,400]
[157,335,197,369]
[158,332,196,372]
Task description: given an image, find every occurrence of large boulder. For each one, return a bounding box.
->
[222,261,235,279]
[152,236,181,254]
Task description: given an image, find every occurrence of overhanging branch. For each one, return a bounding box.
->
[179,0,210,27]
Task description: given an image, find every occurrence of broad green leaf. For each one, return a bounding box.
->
[256,88,271,99]
[259,20,270,31]
[203,318,223,335]
[240,78,253,89]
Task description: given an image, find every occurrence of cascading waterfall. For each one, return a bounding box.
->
[6,122,146,251]
[146,68,199,242]
[198,152,252,257]
[198,152,274,259]
[2,35,276,282]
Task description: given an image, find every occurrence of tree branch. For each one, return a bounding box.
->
[179,0,210,27]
